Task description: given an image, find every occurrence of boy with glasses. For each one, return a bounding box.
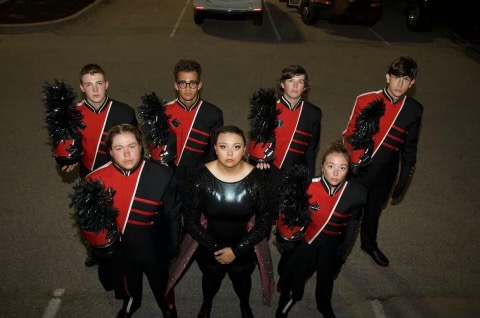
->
[165,59,224,189]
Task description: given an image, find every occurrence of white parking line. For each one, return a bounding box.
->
[42,289,65,318]
[371,299,387,318]
[368,27,390,46]
[171,0,191,38]
[264,0,282,41]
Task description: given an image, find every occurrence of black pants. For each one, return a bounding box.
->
[120,227,171,315]
[353,161,398,250]
[277,237,339,314]
[195,245,256,307]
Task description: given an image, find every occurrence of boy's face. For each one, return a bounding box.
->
[80,72,109,109]
[281,74,306,103]
[386,74,415,101]
[174,71,202,106]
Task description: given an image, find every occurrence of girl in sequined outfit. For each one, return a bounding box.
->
[167,125,274,318]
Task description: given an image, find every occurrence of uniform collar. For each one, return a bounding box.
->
[112,159,143,176]
[177,95,201,111]
[320,175,346,196]
[280,96,302,110]
[383,87,406,105]
[83,95,110,113]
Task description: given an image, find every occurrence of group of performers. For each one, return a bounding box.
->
[43,56,423,318]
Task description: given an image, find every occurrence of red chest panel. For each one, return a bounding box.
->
[89,162,143,233]
[345,92,406,164]
[304,181,346,244]
[273,102,302,168]
[165,100,204,165]
[78,102,111,170]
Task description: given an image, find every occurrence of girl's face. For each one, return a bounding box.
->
[109,132,141,170]
[322,152,349,186]
[214,132,246,168]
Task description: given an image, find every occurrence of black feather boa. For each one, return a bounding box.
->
[138,92,171,146]
[279,165,312,229]
[248,88,280,143]
[346,98,385,151]
[70,179,118,240]
[42,80,84,145]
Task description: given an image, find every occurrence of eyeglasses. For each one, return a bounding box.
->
[176,81,199,89]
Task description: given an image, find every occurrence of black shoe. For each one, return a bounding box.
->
[318,303,336,318]
[362,247,389,267]
[240,305,254,318]
[319,307,336,318]
[116,309,133,318]
[275,307,288,318]
[197,303,211,318]
[84,255,98,267]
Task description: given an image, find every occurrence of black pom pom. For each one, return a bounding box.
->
[42,80,84,145]
[70,179,118,239]
[138,92,171,146]
[279,165,312,229]
[346,99,385,150]
[248,88,280,143]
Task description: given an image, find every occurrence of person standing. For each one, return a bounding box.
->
[47,64,137,267]
[61,64,138,178]
[275,141,366,318]
[342,56,423,267]
[164,59,223,189]
[167,126,274,318]
[251,65,322,187]
[81,124,180,318]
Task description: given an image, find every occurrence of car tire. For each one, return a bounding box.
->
[194,9,204,25]
[405,2,427,31]
[253,12,263,26]
[300,0,319,25]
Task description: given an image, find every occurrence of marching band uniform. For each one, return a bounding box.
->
[165,96,223,187]
[78,97,137,177]
[272,96,322,177]
[342,88,423,256]
[276,176,366,318]
[87,159,180,317]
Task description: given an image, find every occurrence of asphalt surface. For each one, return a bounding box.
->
[1,1,479,318]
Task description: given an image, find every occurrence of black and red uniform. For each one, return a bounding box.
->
[77,97,137,177]
[272,96,322,177]
[164,96,223,188]
[342,88,423,250]
[87,159,180,316]
[276,177,366,317]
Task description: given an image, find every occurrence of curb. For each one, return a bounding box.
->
[0,0,105,34]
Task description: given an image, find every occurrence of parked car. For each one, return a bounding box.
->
[405,0,478,34]
[404,0,443,31]
[193,0,264,25]
[287,0,382,26]
[404,0,479,43]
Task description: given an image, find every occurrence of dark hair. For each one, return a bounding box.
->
[321,139,350,167]
[174,59,202,81]
[105,124,144,151]
[80,64,106,83]
[213,125,246,145]
[277,64,310,97]
[387,56,418,79]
